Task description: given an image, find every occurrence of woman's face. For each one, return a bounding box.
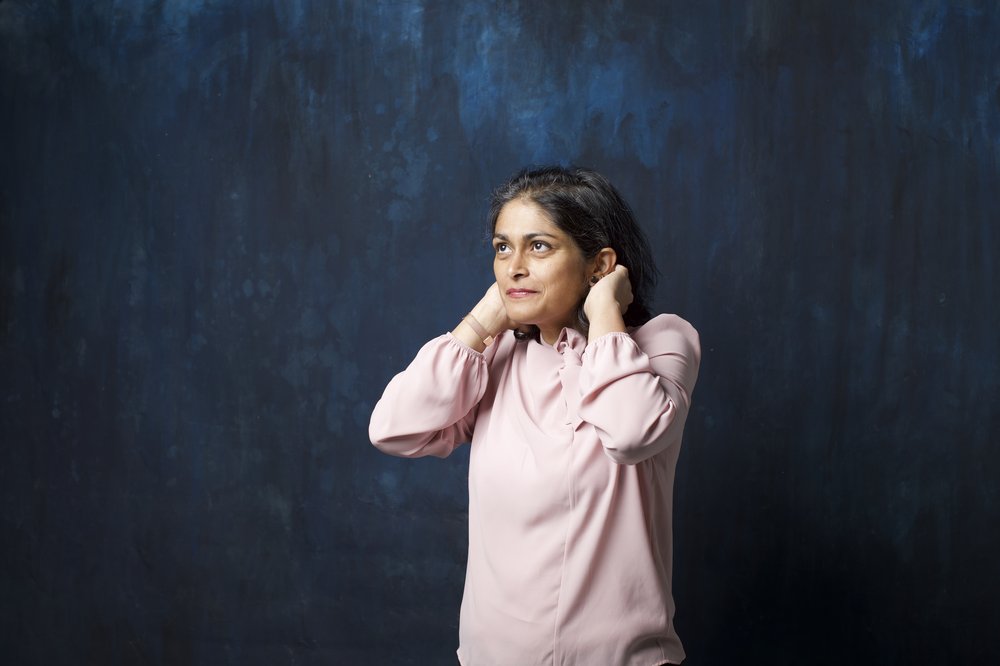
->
[493,198,593,344]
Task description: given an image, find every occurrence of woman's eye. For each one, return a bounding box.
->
[532,241,548,251]
[495,243,509,253]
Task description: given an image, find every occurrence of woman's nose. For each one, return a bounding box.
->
[508,252,527,278]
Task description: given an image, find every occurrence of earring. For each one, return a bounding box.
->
[589,275,600,285]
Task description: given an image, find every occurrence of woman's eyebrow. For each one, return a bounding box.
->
[493,232,558,241]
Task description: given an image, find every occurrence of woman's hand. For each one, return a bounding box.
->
[584,265,632,343]
[471,283,515,334]
[452,283,514,351]
[584,265,633,318]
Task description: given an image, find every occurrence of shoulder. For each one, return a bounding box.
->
[630,313,701,362]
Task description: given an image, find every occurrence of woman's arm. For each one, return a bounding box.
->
[369,333,490,458]
[577,314,701,465]
[369,285,510,458]
[450,283,511,352]
[585,264,631,343]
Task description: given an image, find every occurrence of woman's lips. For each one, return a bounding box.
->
[506,289,537,298]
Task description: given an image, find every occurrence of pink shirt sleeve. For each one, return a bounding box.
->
[578,314,701,465]
[369,333,490,458]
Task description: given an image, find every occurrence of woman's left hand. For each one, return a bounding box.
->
[584,264,634,320]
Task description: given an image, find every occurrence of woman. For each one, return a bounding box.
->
[370,166,701,666]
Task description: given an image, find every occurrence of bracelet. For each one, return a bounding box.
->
[463,313,495,347]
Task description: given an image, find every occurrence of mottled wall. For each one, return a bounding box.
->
[1,1,998,664]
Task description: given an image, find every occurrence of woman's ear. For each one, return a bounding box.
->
[592,247,617,276]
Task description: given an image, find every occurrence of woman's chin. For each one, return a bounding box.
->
[503,305,538,324]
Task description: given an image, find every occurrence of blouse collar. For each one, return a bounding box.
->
[538,325,588,358]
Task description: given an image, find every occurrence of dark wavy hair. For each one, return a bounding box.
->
[488,165,659,338]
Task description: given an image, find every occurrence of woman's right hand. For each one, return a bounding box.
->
[452,283,514,351]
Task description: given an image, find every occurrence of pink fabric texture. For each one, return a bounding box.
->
[369,314,701,666]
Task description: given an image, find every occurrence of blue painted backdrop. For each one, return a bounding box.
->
[2,1,998,664]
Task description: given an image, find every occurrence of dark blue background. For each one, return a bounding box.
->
[2,1,998,664]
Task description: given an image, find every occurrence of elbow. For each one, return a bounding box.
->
[600,433,663,465]
[597,420,662,464]
[369,410,406,456]
[368,416,389,449]
[369,424,394,455]
[369,418,444,459]
[368,406,389,449]
[601,430,681,465]
[369,431,391,454]
[368,396,419,455]
[596,405,682,465]
[369,432,416,458]
[601,444,646,466]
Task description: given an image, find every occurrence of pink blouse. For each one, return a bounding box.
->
[369,314,701,666]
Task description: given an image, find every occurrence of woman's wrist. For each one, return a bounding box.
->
[451,286,509,352]
[468,301,507,338]
[462,313,495,347]
[586,298,627,343]
[452,318,488,352]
